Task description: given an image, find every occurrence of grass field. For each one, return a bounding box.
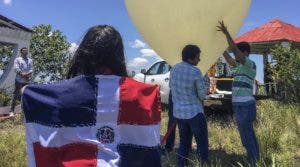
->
[0,100,299,167]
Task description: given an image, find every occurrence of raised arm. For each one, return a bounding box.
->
[222,51,236,66]
[217,21,246,64]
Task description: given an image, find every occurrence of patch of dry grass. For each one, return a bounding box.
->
[0,100,299,167]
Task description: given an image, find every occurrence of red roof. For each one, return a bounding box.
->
[235,19,300,43]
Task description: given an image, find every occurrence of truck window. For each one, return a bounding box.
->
[161,62,171,74]
[147,62,161,75]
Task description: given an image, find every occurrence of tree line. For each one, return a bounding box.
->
[1,24,299,102]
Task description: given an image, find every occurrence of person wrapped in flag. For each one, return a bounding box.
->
[22,25,162,167]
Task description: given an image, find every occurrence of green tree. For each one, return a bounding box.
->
[30,24,71,82]
[0,45,14,74]
[270,45,300,102]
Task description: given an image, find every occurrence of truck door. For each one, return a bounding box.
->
[144,61,171,104]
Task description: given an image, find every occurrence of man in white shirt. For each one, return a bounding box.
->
[9,47,33,116]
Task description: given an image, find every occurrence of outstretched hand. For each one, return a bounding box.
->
[217,20,246,64]
[217,21,228,35]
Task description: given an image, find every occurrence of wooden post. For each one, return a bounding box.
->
[263,53,268,68]
[263,53,268,95]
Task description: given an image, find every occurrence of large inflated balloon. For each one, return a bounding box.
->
[125,0,251,72]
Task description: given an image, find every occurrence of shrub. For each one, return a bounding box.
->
[270,45,300,103]
[0,90,10,106]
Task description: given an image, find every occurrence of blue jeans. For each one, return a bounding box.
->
[177,113,208,166]
[165,93,192,152]
[233,103,259,164]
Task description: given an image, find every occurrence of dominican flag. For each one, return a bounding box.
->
[22,75,161,167]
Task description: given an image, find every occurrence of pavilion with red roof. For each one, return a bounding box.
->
[235,19,300,54]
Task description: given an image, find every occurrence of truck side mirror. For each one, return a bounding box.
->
[141,69,147,74]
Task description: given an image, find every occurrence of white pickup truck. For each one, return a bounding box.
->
[133,60,258,109]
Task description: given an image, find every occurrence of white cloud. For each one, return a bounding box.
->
[130,39,146,48]
[128,57,149,67]
[127,39,162,71]
[140,49,158,58]
[69,43,79,55]
[3,0,12,5]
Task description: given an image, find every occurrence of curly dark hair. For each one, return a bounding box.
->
[67,25,128,78]
[182,44,201,62]
[237,42,251,55]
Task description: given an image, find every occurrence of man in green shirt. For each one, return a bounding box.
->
[218,21,259,165]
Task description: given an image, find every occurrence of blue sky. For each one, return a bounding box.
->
[1,0,299,83]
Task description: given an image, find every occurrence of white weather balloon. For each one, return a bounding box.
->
[125,0,251,72]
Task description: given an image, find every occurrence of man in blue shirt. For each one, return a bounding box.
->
[170,45,208,166]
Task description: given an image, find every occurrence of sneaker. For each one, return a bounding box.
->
[8,112,15,117]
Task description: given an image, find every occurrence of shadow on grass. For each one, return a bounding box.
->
[208,149,248,167]
[205,107,235,128]
[162,148,249,167]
